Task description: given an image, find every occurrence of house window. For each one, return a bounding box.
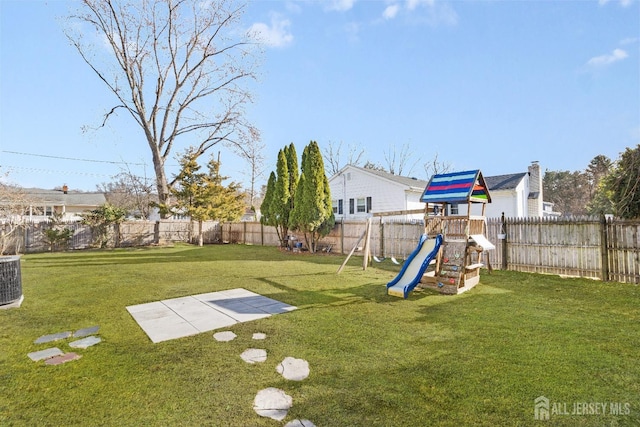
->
[366,197,372,213]
[357,198,366,213]
[349,199,354,214]
[45,206,53,216]
[332,199,344,215]
[450,204,459,215]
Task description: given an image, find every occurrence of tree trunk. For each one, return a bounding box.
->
[198,220,204,247]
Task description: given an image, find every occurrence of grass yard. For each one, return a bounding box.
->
[0,244,638,426]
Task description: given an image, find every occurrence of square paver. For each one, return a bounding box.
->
[34,331,72,344]
[28,347,64,361]
[45,352,81,365]
[74,326,100,338]
[69,336,102,349]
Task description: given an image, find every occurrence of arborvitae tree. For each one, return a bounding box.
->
[260,171,277,229]
[272,149,291,246]
[171,150,244,246]
[285,143,299,226]
[290,141,334,252]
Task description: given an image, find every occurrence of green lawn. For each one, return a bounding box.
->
[1,244,638,426]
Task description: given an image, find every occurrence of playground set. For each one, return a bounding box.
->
[386,170,495,298]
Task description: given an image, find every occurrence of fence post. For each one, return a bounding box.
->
[153,221,160,244]
[501,212,508,270]
[600,214,609,282]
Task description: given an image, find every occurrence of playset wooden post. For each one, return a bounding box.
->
[418,170,495,295]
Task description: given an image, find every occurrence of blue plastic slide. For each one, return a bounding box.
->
[386,234,443,299]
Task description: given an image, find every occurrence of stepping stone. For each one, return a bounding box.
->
[74,325,100,338]
[28,347,64,362]
[252,333,266,340]
[285,420,316,427]
[276,357,310,381]
[240,348,267,364]
[213,331,237,342]
[69,336,102,349]
[44,352,81,365]
[253,387,292,421]
[34,331,72,344]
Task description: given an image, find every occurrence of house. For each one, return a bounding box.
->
[328,165,428,221]
[453,161,559,219]
[20,186,106,221]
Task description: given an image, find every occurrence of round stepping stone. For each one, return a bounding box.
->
[253,387,292,421]
[285,420,316,427]
[240,348,267,364]
[276,357,310,381]
[213,331,237,342]
[252,333,266,340]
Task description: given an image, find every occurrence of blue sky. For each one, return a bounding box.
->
[1,0,638,192]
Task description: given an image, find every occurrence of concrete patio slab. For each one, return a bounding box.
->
[127,288,296,343]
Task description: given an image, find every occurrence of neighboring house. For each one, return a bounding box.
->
[328,165,428,221]
[21,186,106,221]
[455,161,559,219]
[328,162,560,222]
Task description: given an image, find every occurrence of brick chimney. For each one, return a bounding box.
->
[527,161,543,217]
[62,185,68,194]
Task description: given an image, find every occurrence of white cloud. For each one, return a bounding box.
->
[402,0,457,27]
[383,4,400,20]
[407,0,435,10]
[247,14,293,48]
[619,37,638,45]
[599,0,634,6]
[587,48,629,67]
[325,0,356,12]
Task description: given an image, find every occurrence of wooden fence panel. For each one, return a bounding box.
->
[5,216,638,283]
[606,219,640,284]
[500,217,602,279]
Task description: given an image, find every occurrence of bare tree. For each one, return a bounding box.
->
[239,139,266,211]
[322,140,366,176]
[423,152,452,178]
[65,0,261,216]
[383,143,420,176]
[98,169,156,218]
[0,182,35,254]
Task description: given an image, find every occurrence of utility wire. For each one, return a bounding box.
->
[0,150,147,166]
[0,165,113,178]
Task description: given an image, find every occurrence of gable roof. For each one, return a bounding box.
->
[22,188,106,206]
[333,165,428,190]
[484,173,527,191]
[420,170,491,204]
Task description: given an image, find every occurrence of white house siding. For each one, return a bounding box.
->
[329,166,426,221]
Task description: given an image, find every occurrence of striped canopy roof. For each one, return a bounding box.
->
[420,170,491,204]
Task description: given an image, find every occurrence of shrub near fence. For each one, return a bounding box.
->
[3,216,638,283]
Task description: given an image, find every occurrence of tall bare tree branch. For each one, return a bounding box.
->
[65,0,261,215]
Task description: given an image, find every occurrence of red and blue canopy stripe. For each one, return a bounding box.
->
[421,170,491,204]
